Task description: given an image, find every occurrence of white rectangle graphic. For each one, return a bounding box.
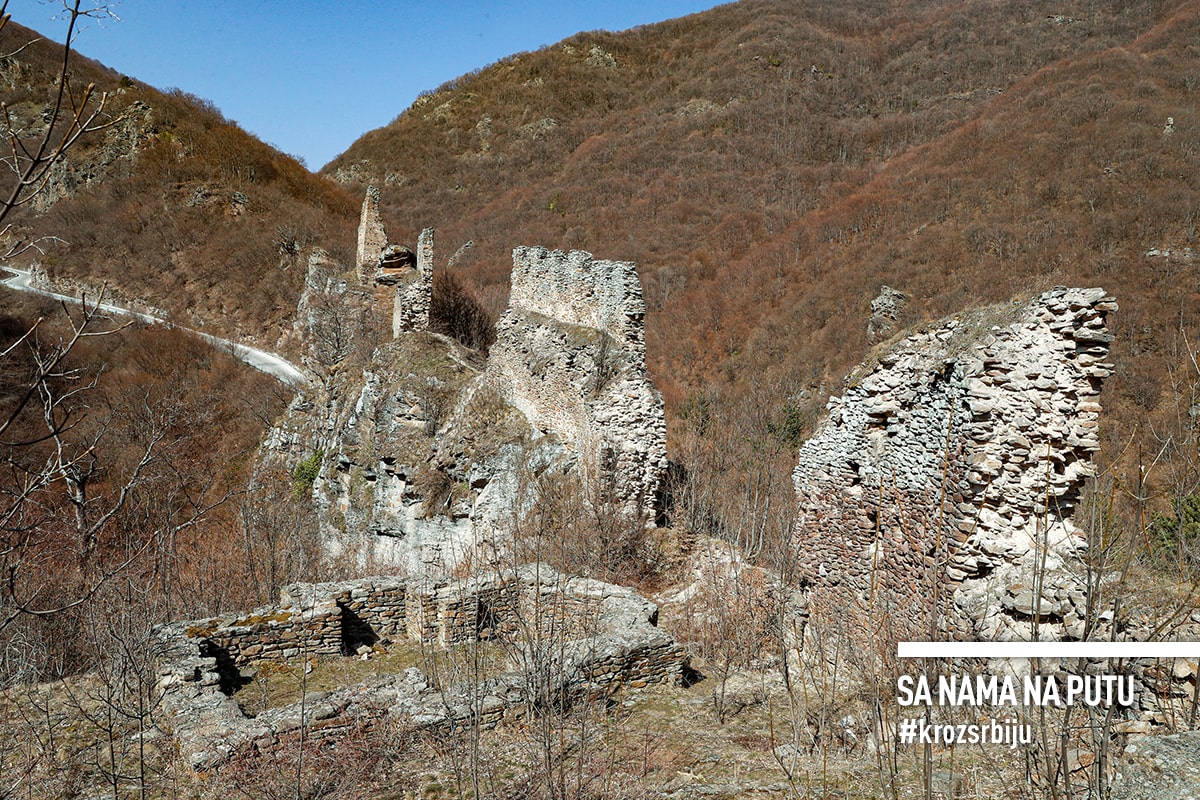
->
[898,642,1200,659]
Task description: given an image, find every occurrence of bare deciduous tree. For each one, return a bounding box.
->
[0,0,124,258]
[0,2,205,683]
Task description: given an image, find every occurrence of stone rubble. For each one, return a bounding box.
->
[1111,731,1200,799]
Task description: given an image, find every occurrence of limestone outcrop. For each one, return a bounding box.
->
[791,287,1117,639]
[262,244,667,574]
[287,249,375,370]
[484,247,668,519]
[261,330,509,573]
[31,100,153,211]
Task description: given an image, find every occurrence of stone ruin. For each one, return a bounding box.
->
[354,185,432,335]
[484,247,669,519]
[791,287,1117,640]
[173,241,680,770]
[355,186,388,285]
[393,226,433,337]
[152,565,687,771]
[266,235,672,575]
[867,284,908,342]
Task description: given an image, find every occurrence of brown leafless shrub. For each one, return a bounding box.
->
[430,270,496,353]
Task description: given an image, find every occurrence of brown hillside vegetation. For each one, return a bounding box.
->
[0,287,319,680]
[3,0,1197,532]
[0,20,357,345]
[327,0,1200,527]
[717,3,1200,474]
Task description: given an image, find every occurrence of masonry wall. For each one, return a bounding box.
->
[791,287,1117,640]
[174,577,408,665]
[486,247,667,517]
[508,246,647,355]
[153,565,687,770]
[355,186,387,285]
[393,226,434,336]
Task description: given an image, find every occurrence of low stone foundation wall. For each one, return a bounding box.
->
[171,576,408,665]
[152,565,687,770]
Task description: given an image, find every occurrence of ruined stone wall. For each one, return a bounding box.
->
[791,287,1117,640]
[167,577,408,666]
[355,186,387,285]
[393,226,433,336]
[509,246,647,354]
[486,247,667,517]
[153,565,687,770]
[354,185,433,333]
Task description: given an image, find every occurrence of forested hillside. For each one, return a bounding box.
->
[0,14,327,684]
[325,0,1200,534]
[0,19,357,344]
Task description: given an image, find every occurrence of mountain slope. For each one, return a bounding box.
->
[325,0,1199,516]
[0,19,357,345]
[718,5,1200,447]
[324,0,1179,374]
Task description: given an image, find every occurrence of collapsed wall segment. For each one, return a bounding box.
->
[791,287,1117,640]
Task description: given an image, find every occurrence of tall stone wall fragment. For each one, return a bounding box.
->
[486,247,667,518]
[791,287,1117,640]
[355,185,388,285]
[392,226,434,337]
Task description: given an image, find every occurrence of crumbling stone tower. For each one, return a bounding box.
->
[791,287,1117,641]
[486,247,668,519]
[355,186,388,285]
[393,227,433,337]
[354,186,433,336]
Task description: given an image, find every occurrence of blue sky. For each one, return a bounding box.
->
[6,1,726,170]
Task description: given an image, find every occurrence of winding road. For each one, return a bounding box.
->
[1,267,309,386]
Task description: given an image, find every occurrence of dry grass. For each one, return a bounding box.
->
[0,673,187,800]
[233,640,510,717]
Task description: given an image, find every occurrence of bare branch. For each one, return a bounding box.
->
[0,0,127,226]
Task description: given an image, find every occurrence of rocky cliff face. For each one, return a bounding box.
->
[262,329,538,573]
[261,245,667,574]
[792,287,1117,640]
[32,99,154,211]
